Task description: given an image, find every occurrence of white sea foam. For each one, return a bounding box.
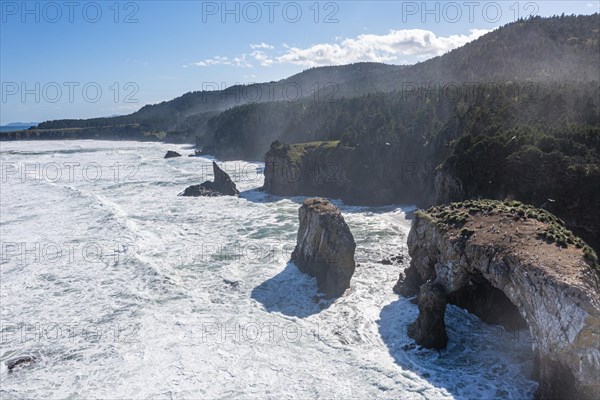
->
[0,140,537,399]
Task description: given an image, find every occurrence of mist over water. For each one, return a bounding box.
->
[0,140,536,399]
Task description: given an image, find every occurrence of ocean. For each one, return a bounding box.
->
[0,140,537,399]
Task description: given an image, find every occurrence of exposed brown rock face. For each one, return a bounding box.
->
[398,203,600,400]
[181,162,239,197]
[291,198,356,298]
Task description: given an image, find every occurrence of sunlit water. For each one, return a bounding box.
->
[0,140,537,399]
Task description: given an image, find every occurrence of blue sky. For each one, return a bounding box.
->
[1,0,598,125]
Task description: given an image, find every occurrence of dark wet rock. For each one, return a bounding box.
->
[180,185,221,197]
[223,279,240,288]
[202,145,215,155]
[392,272,405,291]
[390,255,404,263]
[407,282,448,350]
[6,356,36,372]
[180,162,239,197]
[291,198,356,298]
[401,343,417,351]
[380,254,405,266]
[164,150,182,158]
[188,150,203,157]
[393,264,423,297]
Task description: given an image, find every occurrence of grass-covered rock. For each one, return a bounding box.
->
[420,199,599,272]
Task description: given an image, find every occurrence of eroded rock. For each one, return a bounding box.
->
[164,150,182,159]
[399,200,600,400]
[291,198,356,298]
[407,282,448,350]
[181,162,239,197]
[393,265,422,297]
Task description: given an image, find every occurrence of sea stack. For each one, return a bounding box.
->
[181,161,240,197]
[291,198,356,298]
[164,150,182,158]
[398,200,600,400]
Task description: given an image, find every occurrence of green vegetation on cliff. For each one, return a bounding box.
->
[272,140,340,164]
[420,200,599,271]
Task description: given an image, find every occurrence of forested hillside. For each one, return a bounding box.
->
[22,14,600,144]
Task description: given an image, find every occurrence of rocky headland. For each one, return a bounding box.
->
[396,199,600,400]
[291,198,357,298]
[262,140,433,205]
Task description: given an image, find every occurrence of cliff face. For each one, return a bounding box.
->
[262,141,434,206]
[397,200,600,400]
[291,198,356,298]
[263,138,600,255]
[263,141,349,197]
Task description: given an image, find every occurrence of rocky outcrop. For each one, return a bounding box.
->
[6,356,36,372]
[180,162,239,197]
[398,200,600,400]
[291,198,356,298]
[262,141,349,198]
[407,282,448,349]
[164,150,182,159]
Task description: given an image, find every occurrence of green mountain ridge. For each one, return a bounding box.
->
[10,14,598,145]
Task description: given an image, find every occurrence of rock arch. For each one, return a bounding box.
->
[397,210,600,400]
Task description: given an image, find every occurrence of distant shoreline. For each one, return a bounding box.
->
[0,125,36,132]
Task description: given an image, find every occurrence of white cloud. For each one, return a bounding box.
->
[250,42,274,50]
[186,54,252,68]
[250,50,274,67]
[276,29,490,67]
[184,28,490,69]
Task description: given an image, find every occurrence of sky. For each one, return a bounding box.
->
[0,0,598,125]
